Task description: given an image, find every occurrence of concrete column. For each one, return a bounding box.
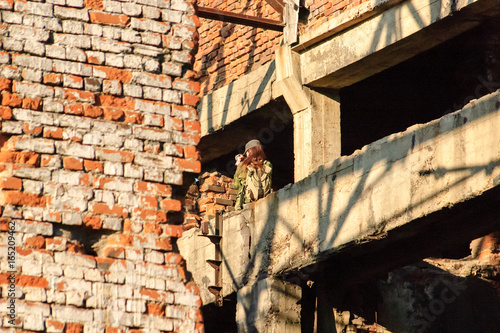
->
[236,277,301,333]
[274,46,341,182]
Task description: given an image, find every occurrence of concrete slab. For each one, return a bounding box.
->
[180,89,500,303]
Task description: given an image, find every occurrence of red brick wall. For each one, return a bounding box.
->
[0,0,203,332]
[195,0,370,96]
[303,0,368,34]
[195,0,282,95]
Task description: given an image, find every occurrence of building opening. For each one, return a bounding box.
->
[197,97,294,191]
[340,21,500,156]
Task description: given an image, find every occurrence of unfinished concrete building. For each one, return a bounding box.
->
[180,0,500,332]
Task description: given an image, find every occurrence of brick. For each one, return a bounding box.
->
[184,146,199,159]
[175,158,201,173]
[133,127,171,142]
[3,191,47,207]
[87,50,105,64]
[162,89,181,104]
[91,37,132,54]
[171,104,197,120]
[97,94,135,109]
[131,17,169,34]
[123,83,142,97]
[183,93,200,106]
[84,105,104,118]
[0,0,13,9]
[122,2,141,16]
[13,109,54,125]
[12,55,53,73]
[135,99,170,115]
[62,20,84,34]
[0,177,22,190]
[59,114,92,129]
[132,208,167,222]
[63,157,84,170]
[15,1,53,17]
[132,72,171,89]
[23,179,44,194]
[65,103,84,115]
[15,138,55,153]
[162,62,182,77]
[84,160,103,173]
[13,166,52,181]
[90,11,130,26]
[134,153,172,168]
[90,202,127,218]
[124,163,143,179]
[55,141,94,159]
[44,127,63,139]
[103,107,124,120]
[83,215,102,229]
[160,199,182,211]
[64,75,84,89]
[43,73,63,85]
[134,181,171,196]
[2,93,22,107]
[54,6,89,21]
[46,45,67,60]
[103,161,123,176]
[96,148,134,163]
[0,151,40,165]
[46,320,65,333]
[52,59,93,77]
[1,121,22,134]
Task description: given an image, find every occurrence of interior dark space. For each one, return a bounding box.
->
[197,97,294,190]
[340,22,500,156]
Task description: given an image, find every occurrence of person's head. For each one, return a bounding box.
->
[241,139,266,168]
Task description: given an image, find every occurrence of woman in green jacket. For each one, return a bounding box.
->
[233,140,272,210]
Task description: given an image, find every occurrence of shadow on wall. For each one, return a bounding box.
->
[198,5,500,331]
[375,260,500,333]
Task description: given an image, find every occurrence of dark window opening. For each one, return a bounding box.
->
[340,22,500,156]
[202,292,237,333]
[198,97,294,191]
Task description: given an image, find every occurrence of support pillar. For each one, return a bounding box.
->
[273,46,341,182]
[236,277,301,333]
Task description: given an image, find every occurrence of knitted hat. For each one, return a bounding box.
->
[244,139,261,154]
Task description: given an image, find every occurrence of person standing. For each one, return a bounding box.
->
[233,140,272,210]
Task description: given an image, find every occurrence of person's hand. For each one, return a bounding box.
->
[235,154,244,165]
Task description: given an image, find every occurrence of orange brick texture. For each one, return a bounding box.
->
[195,0,368,96]
[0,0,203,332]
[195,0,283,95]
[183,171,238,230]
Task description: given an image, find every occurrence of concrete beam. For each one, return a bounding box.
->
[300,0,500,88]
[180,89,500,303]
[198,61,276,136]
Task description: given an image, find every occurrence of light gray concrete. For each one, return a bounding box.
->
[300,0,500,88]
[180,89,500,304]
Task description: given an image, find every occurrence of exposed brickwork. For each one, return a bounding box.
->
[195,0,282,94]
[195,0,370,96]
[0,0,203,332]
[183,172,237,230]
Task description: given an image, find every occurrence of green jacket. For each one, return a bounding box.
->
[233,160,272,210]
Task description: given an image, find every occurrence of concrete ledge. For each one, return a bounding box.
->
[181,89,500,304]
[301,0,500,88]
[293,0,405,52]
[198,62,277,136]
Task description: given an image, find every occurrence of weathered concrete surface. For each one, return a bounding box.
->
[197,0,499,137]
[236,277,301,333]
[180,89,500,303]
[301,0,500,88]
[198,62,276,136]
[179,210,253,305]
